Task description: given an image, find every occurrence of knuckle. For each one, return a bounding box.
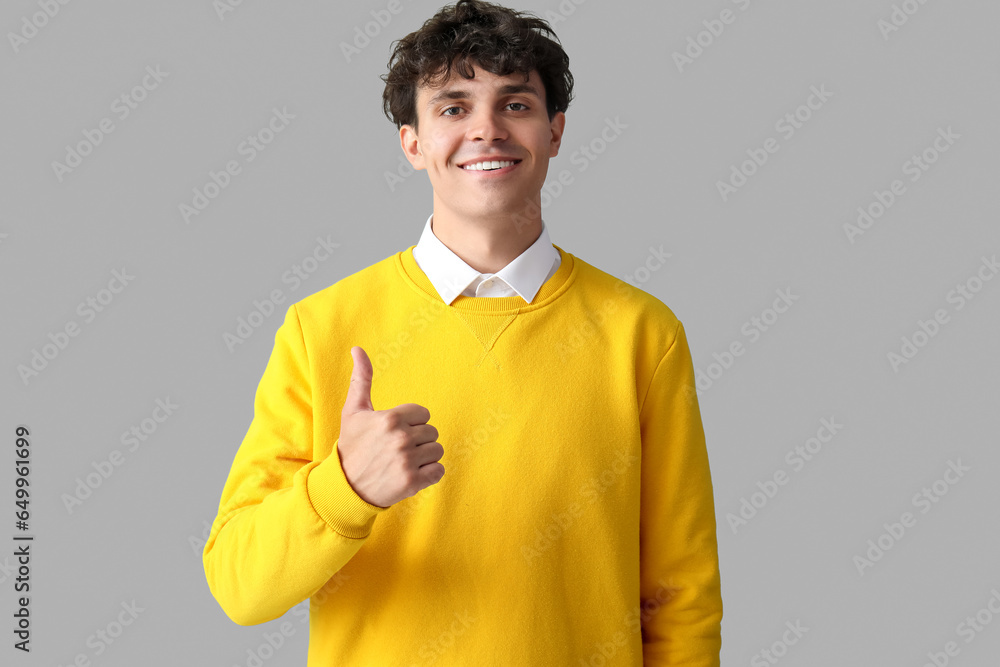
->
[381,410,401,430]
[400,466,419,489]
[393,431,411,449]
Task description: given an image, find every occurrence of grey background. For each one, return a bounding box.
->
[3,0,999,665]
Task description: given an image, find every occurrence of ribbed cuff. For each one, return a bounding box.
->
[307,439,388,539]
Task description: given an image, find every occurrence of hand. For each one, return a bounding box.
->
[335,346,445,508]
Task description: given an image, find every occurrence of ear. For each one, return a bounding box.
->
[548,111,566,159]
[399,124,426,171]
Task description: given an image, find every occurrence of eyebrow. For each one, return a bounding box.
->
[426,83,541,109]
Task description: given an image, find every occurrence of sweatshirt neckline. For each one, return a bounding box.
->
[396,243,577,314]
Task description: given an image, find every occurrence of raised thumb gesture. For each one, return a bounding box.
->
[335,346,445,508]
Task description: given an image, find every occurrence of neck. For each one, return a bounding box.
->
[430,202,543,274]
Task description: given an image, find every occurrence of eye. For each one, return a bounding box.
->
[442,106,463,116]
[508,102,528,111]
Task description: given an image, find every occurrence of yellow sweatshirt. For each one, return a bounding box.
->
[203,244,723,666]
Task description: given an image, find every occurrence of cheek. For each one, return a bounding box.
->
[523,130,550,158]
[430,131,462,161]
[426,130,456,157]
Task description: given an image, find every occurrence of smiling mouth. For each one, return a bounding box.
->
[459,159,522,172]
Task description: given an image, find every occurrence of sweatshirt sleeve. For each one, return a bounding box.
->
[203,303,389,626]
[638,320,723,665]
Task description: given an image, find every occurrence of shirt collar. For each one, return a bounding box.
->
[411,212,560,305]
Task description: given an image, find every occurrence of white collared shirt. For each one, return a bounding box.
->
[411,213,561,305]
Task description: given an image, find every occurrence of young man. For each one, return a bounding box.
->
[203,1,723,664]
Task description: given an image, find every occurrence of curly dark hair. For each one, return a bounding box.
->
[380,0,574,132]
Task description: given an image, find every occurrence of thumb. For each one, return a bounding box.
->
[343,346,374,414]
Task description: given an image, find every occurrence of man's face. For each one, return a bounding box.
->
[400,63,565,226]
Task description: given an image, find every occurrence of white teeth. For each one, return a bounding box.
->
[461,160,518,171]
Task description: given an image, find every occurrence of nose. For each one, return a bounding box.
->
[466,107,508,142]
